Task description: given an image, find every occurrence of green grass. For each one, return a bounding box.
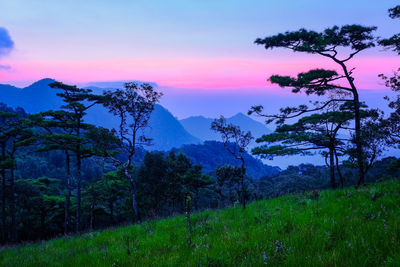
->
[1,179,400,266]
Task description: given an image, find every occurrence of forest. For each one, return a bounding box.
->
[0,4,399,248]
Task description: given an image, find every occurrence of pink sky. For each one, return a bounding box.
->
[1,0,398,92]
[1,55,398,91]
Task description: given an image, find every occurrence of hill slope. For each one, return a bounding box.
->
[1,179,399,266]
[173,141,280,178]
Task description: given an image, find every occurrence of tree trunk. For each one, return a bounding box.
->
[194,188,199,211]
[353,91,365,187]
[89,203,94,231]
[329,148,336,188]
[109,201,114,225]
[9,165,17,243]
[240,160,246,209]
[125,167,141,222]
[131,187,141,222]
[1,143,6,243]
[64,151,71,235]
[334,150,344,188]
[76,156,81,233]
[216,188,224,209]
[339,62,365,186]
[40,209,45,240]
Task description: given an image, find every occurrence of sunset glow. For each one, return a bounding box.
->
[1,0,399,91]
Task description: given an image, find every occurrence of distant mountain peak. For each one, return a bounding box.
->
[229,112,248,120]
[180,113,271,145]
[28,78,56,88]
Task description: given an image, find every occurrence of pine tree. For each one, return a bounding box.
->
[49,82,104,232]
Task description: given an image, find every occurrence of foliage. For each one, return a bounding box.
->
[1,179,399,266]
[211,116,253,209]
[379,5,400,54]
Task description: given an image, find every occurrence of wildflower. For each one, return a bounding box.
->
[263,251,268,264]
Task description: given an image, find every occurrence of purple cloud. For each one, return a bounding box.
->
[0,64,11,71]
[0,27,14,57]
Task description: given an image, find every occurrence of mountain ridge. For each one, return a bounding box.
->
[0,79,200,151]
[180,112,271,145]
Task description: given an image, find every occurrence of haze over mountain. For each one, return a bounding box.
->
[0,78,200,151]
[180,113,271,146]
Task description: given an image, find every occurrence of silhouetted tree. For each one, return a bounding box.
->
[0,105,16,243]
[379,5,400,150]
[215,164,241,208]
[253,106,353,188]
[211,116,253,208]
[0,107,34,243]
[30,110,77,235]
[103,82,162,222]
[379,5,400,54]
[49,82,104,232]
[252,25,377,186]
[183,165,214,210]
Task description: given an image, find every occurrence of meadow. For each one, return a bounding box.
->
[1,179,399,266]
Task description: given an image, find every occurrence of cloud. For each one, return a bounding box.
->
[0,27,14,57]
[0,64,11,71]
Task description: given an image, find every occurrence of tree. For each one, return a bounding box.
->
[215,164,242,208]
[252,25,377,186]
[380,69,400,148]
[211,116,253,209]
[0,104,17,243]
[49,82,104,232]
[136,152,169,217]
[103,82,162,222]
[14,177,65,241]
[99,171,129,225]
[344,117,387,177]
[29,110,78,235]
[253,106,353,188]
[379,5,400,150]
[82,181,103,231]
[183,165,214,210]
[379,5,400,54]
[0,106,35,243]
[31,110,119,234]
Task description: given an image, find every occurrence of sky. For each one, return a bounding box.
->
[0,0,399,119]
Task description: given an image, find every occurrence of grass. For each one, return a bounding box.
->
[1,179,400,266]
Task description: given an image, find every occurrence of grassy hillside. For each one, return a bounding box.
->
[1,179,399,266]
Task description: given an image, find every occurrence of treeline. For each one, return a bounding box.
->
[11,150,216,241]
[0,81,165,243]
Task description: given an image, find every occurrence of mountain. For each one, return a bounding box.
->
[145,105,201,151]
[173,141,280,179]
[0,79,200,151]
[180,113,271,146]
[179,116,219,141]
[0,78,64,113]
